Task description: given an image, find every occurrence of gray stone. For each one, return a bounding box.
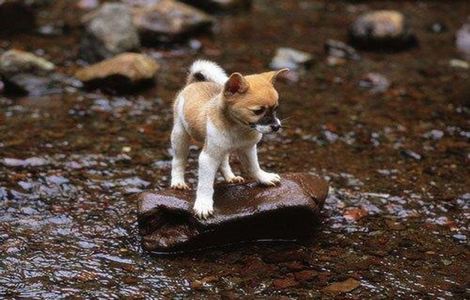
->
[137,173,328,253]
[358,73,390,94]
[80,3,140,62]
[129,0,214,44]
[270,48,313,70]
[456,21,470,61]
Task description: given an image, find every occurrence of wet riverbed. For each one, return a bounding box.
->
[1,0,469,298]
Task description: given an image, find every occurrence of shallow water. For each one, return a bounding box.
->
[1,0,469,298]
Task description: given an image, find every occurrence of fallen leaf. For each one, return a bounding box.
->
[322,278,360,294]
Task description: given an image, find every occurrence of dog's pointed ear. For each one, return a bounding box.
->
[262,68,289,84]
[224,73,249,97]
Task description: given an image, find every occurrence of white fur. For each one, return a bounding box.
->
[188,60,228,85]
[171,60,281,219]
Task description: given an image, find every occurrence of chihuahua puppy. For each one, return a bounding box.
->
[170,60,288,219]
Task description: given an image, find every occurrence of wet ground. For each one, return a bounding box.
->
[1,0,469,298]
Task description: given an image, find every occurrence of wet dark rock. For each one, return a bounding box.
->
[324,39,360,66]
[269,47,313,71]
[349,10,417,51]
[358,72,390,94]
[80,3,140,62]
[75,53,159,92]
[137,173,328,253]
[180,0,252,14]
[129,0,214,44]
[456,21,470,61]
[0,0,36,35]
[0,49,54,76]
[2,73,65,97]
[1,157,48,168]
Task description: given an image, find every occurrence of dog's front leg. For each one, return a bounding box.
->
[239,145,280,186]
[194,148,223,219]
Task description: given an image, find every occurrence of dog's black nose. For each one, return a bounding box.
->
[271,124,281,132]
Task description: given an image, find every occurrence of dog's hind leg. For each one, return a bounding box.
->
[220,154,244,184]
[170,119,190,190]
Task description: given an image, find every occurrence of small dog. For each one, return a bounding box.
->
[170,60,288,219]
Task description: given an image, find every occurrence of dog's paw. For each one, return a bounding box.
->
[171,182,190,190]
[256,171,281,186]
[225,175,245,184]
[193,198,214,219]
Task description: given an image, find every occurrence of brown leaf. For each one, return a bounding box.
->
[272,276,299,289]
[343,207,368,221]
[322,278,360,294]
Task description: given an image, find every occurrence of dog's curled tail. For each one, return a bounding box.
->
[187,60,228,86]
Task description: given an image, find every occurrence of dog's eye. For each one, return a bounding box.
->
[252,107,265,115]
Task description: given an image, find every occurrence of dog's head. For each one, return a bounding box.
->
[223,69,288,134]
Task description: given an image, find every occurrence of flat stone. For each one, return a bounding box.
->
[75,53,159,92]
[137,173,328,253]
[80,3,140,62]
[349,10,417,51]
[129,0,214,44]
[180,0,252,13]
[0,49,55,76]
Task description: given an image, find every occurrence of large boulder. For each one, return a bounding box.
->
[0,0,35,35]
[349,10,417,51]
[128,0,214,44]
[137,173,328,253]
[80,3,140,62]
[75,53,159,93]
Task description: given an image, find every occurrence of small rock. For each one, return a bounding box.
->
[270,47,313,70]
[349,10,417,51]
[423,129,444,141]
[0,49,55,76]
[130,0,214,44]
[272,276,299,289]
[0,0,35,35]
[322,278,360,294]
[77,0,99,10]
[449,59,469,69]
[324,39,360,60]
[0,80,4,94]
[294,270,318,282]
[456,21,470,61]
[343,207,368,221]
[75,53,159,92]
[400,149,422,161]
[180,0,252,13]
[80,3,140,62]
[1,157,48,168]
[358,72,390,94]
[2,73,64,97]
[428,22,447,33]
